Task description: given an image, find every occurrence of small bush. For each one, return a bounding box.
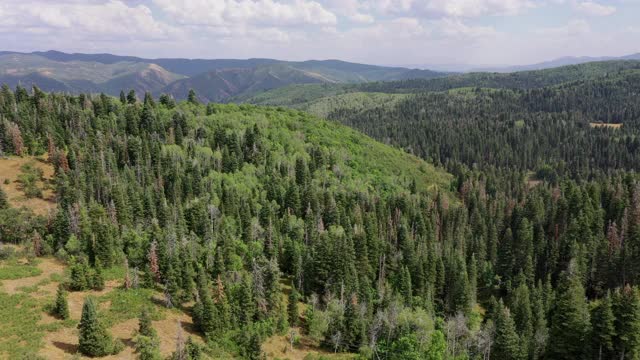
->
[0,246,16,260]
[17,162,43,198]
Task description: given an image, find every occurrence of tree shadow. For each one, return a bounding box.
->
[180,320,199,336]
[52,341,78,355]
[150,295,169,308]
[120,337,136,349]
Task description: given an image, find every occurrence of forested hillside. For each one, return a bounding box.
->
[355,60,640,93]
[240,60,640,359]
[2,80,640,360]
[246,61,640,177]
[320,68,640,179]
[245,60,640,106]
[0,51,449,103]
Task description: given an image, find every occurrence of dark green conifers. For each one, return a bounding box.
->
[78,297,120,357]
[52,284,69,320]
[135,308,161,360]
[3,85,640,359]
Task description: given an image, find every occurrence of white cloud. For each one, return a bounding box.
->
[348,17,429,40]
[368,0,536,17]
[249,27,292,43]
[421,0,536,17]
[153,0,337,27]
[537,19,591,36]
[575,1,616,16]
[349,13,375,24]
[0,0,176,40]
[436,18,498,38]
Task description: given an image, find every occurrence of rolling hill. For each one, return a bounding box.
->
[240,59,640,108]
[475,52,640,72]
[0,50,449,101]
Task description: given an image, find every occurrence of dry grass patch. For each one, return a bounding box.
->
[38,291,206,359]
[262,327,354,360]
[590,122,623,129]
[66,280,121,320]
[1,257,65,295]
[38,324,78,360]
[0,292,46,358]
[1,255,205,359]
[0,155,55,215]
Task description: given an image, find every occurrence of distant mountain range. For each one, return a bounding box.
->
[475,53,640,72]
[403,52,640,72]
[3,50,639,101]
[0,50,447,102]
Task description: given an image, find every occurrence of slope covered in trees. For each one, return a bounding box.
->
[324,68,640,178]
[243,60,640,106]
[2,81,640,360]
[0,51,449,103]
[233,60,640,359]
[245,62,640,178]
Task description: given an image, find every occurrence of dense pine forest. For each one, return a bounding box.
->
[332,68,640,177]
[2,62,640,360]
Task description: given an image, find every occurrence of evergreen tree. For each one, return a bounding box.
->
[135,334,161,360]
[70,257,91,291]
[613,285,640,360]
[92,260,105,291]
[288,284,300,327]
[0,186,8,209]
[185,337,203,360]
[492,302,523,360]
[52,284,70,320]
[188,89,198,104]
[139,308,156,338]
[343,293,366,351]
[591,293,615,360]
[547,268,591,360]
[246,329,262,360]
[78,297,118,356]
[127,90,137,104]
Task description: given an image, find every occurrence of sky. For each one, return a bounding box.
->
[0,0,638,67]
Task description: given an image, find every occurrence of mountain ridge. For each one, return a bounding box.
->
[0,50,449,101]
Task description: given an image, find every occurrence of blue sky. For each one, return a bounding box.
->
[0,0,637,67]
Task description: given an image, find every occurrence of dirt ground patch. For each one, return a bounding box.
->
[590,122,623,129]
[66,280,121,320]
[262,327,340,360]
[1,257,65,295]
[38,301,204,359]
[2,255,205,359]
[0,155,56,216]
[154,310,203,355]
[38,325,79,360]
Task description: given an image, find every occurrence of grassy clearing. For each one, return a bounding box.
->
[1,257,65,295]
[0,155,56,215]
[0,292,46,358]
[0,256,206,358]
[590,122,623,129]
[0,255,344,359]
[262,280,356,360]
[0,259,42,280]
[303,92,409,119]
[102,265,126,281]
[98,288,163,326]
[237,83,351,107]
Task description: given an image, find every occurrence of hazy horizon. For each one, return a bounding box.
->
[2,47,637,72]
[1,0,638,67]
